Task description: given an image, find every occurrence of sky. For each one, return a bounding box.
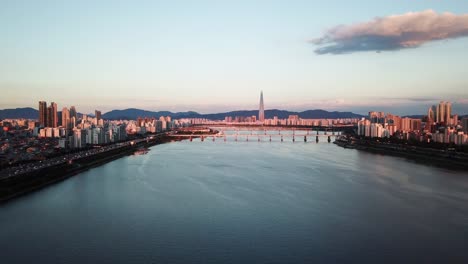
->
[1,0,468,115]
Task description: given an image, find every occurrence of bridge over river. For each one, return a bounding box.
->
[170,128,343,143]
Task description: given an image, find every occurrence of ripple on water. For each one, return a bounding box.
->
[1,133,468,264]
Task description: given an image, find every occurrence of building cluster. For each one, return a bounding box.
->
[357,101,468,145]
[192,115,358,127]
[224,116,257,123]
[358,112,422,138]
[35,101,128,149]
[0,101,194,166]
[262,115,358,127]
[128,116,181,134]
[214,115,359,127]
[126,116,190,135]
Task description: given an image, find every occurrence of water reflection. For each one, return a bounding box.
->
[1,131,467,263]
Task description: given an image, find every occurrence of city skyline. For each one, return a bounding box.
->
[2,96,468,118]
[1,1,468,114]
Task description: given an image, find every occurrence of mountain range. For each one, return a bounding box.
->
[0,107,38,120]
[0,107,85,120]
[0,107,365,120]
[102,108,365,120]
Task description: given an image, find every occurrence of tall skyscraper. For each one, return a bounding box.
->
[70,106,77,126]
[436,101,452,125]
[95,110,102,121]
[427,105,436,122]
[259,91,265,122]
[62,107,70,129]
[51,102,58,127]
[47,102,58,127]
[445,101,452,125]
[38,101,47,127]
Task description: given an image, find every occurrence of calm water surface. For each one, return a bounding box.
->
[1,136,468,263]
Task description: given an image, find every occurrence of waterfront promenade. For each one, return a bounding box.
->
[334,136,468,170]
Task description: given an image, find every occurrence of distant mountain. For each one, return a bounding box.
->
[102,108,200,120]
[0,107,38,120]
[403,115,425,119]
[2,106,465,122]
[0,107,88,121]
[102,108,365,120]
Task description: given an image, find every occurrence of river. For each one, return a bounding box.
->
[1,133,468,263]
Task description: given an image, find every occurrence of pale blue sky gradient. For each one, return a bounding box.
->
[1,0,468,115]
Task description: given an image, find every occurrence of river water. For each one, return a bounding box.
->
[1,133,468,263]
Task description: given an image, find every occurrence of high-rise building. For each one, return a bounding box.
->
[47,106,53,127]
[70,106,77,127]
[259,91,265,122]
[436,101,452,124]
[47,102,58,127]
[62,107,70,129]
[52,102,58,127]
[401,117,411,132]
[95,110,102,121]
[462,118,468,134]
[369,112,385,124]
[70,106,77,119]
[410,119,422,131]
[357,119,371,137]
[446,102,452,125]
[386,114,401,131]
[427,105,436,122]
[38,101,47,127]
[452,114,459,126]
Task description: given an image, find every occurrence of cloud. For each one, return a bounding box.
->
[311,10,468,54]
[454,98,468,104]
[382,97,439,102]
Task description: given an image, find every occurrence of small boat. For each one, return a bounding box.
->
[134,147,149,155]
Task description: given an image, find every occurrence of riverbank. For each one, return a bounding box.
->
[334,138,468,170]
[0,136,178,203]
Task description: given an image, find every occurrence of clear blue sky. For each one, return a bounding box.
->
[1,0,468,115]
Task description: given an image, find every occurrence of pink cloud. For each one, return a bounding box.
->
[312,10,468,54]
